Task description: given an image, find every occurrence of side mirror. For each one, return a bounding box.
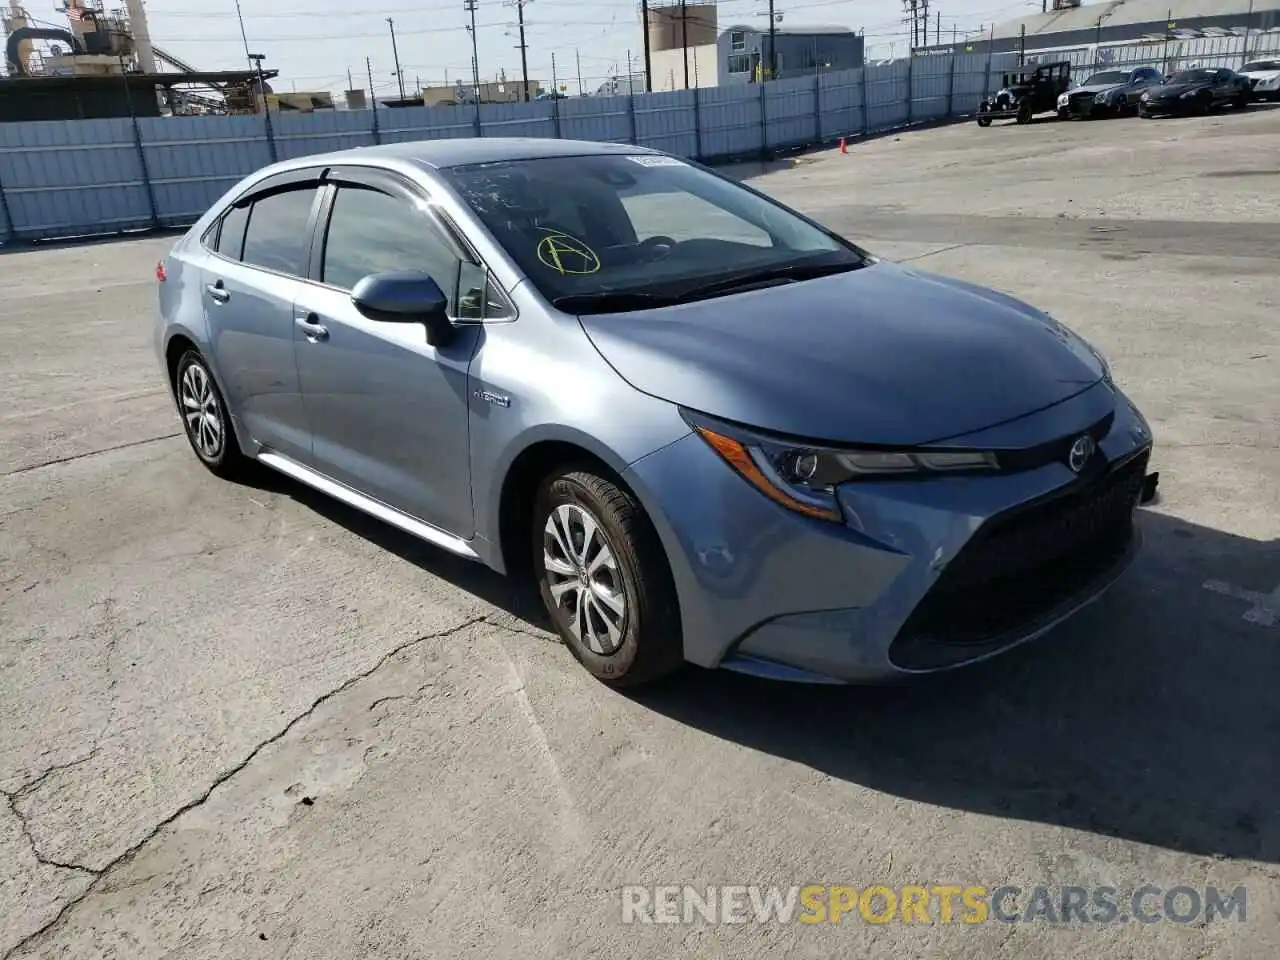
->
[351,271,454,347]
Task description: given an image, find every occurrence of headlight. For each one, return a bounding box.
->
[1095,92,1109,103]
[1058,93,1069,106]
[685,414,998,523]
[1141,91,1150,101]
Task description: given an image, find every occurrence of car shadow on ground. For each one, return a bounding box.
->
[629,507,1280,864]
[236,464,552,629]
[241,465,1279,864]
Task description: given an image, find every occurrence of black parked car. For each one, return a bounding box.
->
[1059,66,1164,118]
[1138,67,1252,117]
[977,61,1072,126]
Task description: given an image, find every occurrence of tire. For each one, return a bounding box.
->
[1015,103,1032,124]
[976,116,992,127]
[1234,93,1249,110]
[173,350,253,480]
[533,468,683,687]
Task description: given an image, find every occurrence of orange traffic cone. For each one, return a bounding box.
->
[839,136,848,154]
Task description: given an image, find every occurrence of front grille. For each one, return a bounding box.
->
[892,449,1149,655]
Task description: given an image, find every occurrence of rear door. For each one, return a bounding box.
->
[201,170,325,463]
[292,166,483,538]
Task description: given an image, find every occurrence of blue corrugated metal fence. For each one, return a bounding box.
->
[0,52,1014,245]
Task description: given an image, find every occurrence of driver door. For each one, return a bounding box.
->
[292,167,483,538]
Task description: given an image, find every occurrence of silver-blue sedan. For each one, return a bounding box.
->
[155,137,1156,686]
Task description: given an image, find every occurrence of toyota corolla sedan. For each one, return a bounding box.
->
[156,138,1156,687]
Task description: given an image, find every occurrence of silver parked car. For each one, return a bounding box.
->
[156,138,1156,686]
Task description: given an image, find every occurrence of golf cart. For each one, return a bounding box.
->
[977,61,1072,126]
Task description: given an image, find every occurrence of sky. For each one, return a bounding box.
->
[20,0,1047,96]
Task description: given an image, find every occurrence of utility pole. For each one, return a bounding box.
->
[679,0,689,89]
[576,48,584,96]
[464,0,480,102]
[1018,22,1026,64]
[387,18,405,100]
[233,0,251,67]
[551,51,558,96]
[1242,0,1255,66]
[640,0,652,92]
[936,9,940,46]
[515,0,530,101]
[347,67,354,91]
[768,0,777,77]
[366,56,376,108]
[626,48,634,94]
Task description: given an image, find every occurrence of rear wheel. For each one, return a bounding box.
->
[1234,92,1249,110]
[174,350,252,480]
[1015,103,1033,124]
[533,468,682,687]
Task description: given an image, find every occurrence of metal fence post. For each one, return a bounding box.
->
[0,170,15,245]
[627,88,638,145]
[371,103,382,145]
[131,117,160,229]
[693,85,704,160]
[947,52,957,117]
[861,67,870,135]
[906,54,914,125]
[813,72,822,143]
[474,99,483,137]
[759,81,768,157]
[552,96,561,138]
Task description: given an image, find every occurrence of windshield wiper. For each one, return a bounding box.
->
[671,260,866,303]
[551,291,680,314]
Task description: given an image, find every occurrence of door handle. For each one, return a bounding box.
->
[295,312,329,342]
[206,281,230,304]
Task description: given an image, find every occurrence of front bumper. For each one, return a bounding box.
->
[1068,97,1117,118]
[1139,98,1189,116]
[624,382,1154,683]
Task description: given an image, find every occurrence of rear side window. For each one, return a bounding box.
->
[240,187,318,277]
[321,186,459,308]
[216,203,250,260]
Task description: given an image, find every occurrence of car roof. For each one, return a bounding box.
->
[282,137,663,172]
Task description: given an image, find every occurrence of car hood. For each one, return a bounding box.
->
[1071,82,1125,95]
[576,262,1105,446]
[1147,80,1209,97]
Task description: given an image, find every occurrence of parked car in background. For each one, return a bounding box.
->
[1240,59,1280,100]
[978,61,1072,125]
[1061,67,1163,118]
[1139,67,1252,116]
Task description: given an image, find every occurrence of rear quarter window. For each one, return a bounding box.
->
[240,187,319,277]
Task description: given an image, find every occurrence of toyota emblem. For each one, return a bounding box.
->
[1068,434,1095,473]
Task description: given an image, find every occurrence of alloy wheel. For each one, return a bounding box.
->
[180,362,223,460]
[543,503,627,655]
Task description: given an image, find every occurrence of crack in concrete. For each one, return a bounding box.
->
[1,433,181,478]
[1,614,488,960]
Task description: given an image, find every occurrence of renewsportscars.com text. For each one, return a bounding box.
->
[620,884,1247,926]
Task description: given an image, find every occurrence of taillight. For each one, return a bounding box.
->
[156,260,167,282]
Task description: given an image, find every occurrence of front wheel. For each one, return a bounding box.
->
[533,468,683,687]
[976,116,992,127]
[1015,103,1032,124]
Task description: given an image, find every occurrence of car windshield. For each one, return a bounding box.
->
[1170,69,1217,82]
[441,154,867,311]
[1242,60,1280,72]
[1084,71,1128,85]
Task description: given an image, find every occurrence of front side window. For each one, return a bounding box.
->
[240,187,318,277]
[441,153,865,311]
[320,186,459,309]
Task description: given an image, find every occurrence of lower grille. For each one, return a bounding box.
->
[893,449,1149,653]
